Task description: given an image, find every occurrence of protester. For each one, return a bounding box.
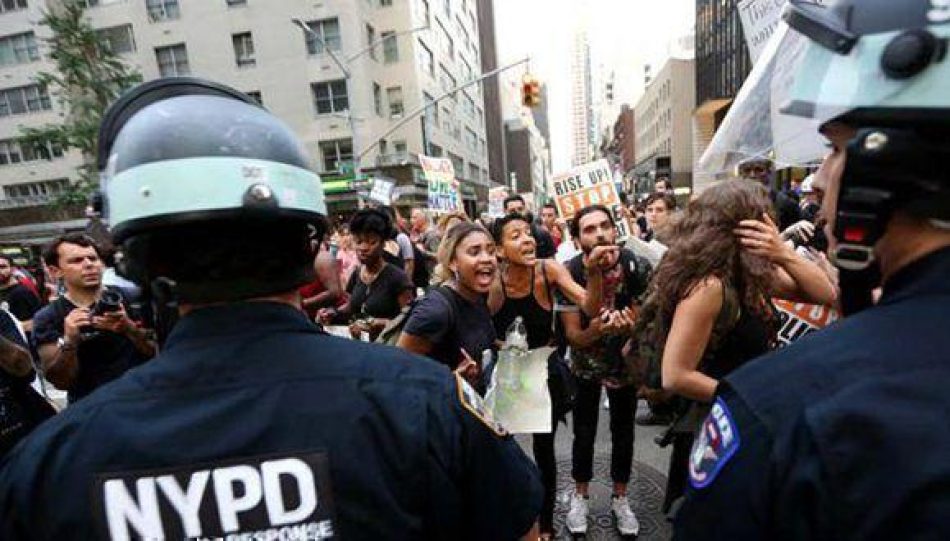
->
[397,222,497,383]
[642,192,678,244]
[299,238,343,321]
[487,213,615,540]
[640,180,835,513]
[655,177,674,194]
[0,307,55,457]
[0,79,542,540]
[539,203,563,249]
[334,223,359,286]
[504,195,556,259]
[738,157,802,230]
[0,254,41,333]
[558,205,653,538]
[31,234,155,404]
[409,208,439,288]
[380,206,415,278]
[318,209,413,340]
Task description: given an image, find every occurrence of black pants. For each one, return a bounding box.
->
[571,378,635,484]
[663,432,693,513]
[532,423,558,534]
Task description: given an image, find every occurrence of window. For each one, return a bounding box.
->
[468,163,479,182]
[417,0,430,25]
[96,25,135,54]
[462,92,474,118]
[437,20,453,59]
[439,64,456,97]
[429,144,442,157]
[423,92,436,125]
[232,32,255,67]
[386,86,403,118]
[373,83,382,116]
[441,106,451,132]
[444,0,451,16]
[0,85,51,117]
[81,0,125,6]
[0,32,38,66]
[155,43,189,76]
[464,127,477,152]
[0,139,63,165]
[393,140,407,156]
[380,0,393,5]
[226,0,247,6]
[246,91,262,105]
[366,24,376,61]
[318,139,353,172]
[311,79,348,114]
[305,18,341,54]
[146,0,180,21]
[416,39,434,76]
[0,0,28,14]
[2,179,70,201]
[448,152,463,177]
[381,31,398,63]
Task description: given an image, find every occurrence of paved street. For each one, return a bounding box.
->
[518,398,673,540]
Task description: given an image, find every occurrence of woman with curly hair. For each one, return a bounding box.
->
[647,179,836,511]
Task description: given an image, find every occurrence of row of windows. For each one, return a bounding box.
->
[0,139,63,166]
[2,178,69,200]
[0,84,51,117]
[0,31,38,67]
[0,0,27,14]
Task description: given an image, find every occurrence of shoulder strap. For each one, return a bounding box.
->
[539,260,557,334]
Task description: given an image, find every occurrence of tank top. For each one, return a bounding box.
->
[492,262,554,349]
[701,288,773,380]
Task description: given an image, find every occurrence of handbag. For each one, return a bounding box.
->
[540,263,576,421]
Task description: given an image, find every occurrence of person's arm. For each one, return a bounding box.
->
[0,334,32,380]
[397,332,433,355]
[660,277,722,402]
[40,308,88,391]
[546,252,609,318]
[735,214,837,305]
[302,250,343,310]
[396,294,448,356]
[560,310,607,350]
[93,304,156,358]
[397,234,415,280]
[8,289,41,333]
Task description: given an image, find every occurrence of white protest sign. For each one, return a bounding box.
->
[488,186,509,218]
[550,159,631,239]
[368,177,395,204]
[421,155,462,213]
[737,0,823,64]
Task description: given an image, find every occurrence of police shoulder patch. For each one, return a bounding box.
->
[455,373,507,437]
[689,396,741,489]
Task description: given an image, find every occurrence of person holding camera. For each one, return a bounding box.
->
[31,233,154,404]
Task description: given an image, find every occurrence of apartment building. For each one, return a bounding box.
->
[0,0,492,241]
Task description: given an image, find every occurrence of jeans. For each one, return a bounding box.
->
[571,378,636,484]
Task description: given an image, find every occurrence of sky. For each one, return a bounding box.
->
[494,0,695,173]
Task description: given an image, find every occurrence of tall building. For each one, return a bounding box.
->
[633,58,696,196]
[503,117,548,209]
[475,0,504,188]
[693,0,752,192]
[0,0,493,242]
[568,29,591,167]
[530,82,550,145]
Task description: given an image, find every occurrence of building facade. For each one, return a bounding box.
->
[0,0,493,242]
[474,0,503,188]
[568,29,591,167]
[693,0,752,192]
[633,58,696,196]
[504,117,547,209]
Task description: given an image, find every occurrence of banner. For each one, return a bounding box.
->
[550,159,631,239]
[484,347,553,434]
[368,177,395,205]
[738,0,824,64]
[773,299,839,347]
[488,186,509,218]
[420,155,461,213]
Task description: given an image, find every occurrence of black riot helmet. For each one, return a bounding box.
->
[782,0,950,270]
[99,77,328,303]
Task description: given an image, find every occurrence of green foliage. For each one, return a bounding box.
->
[17,0,142,207]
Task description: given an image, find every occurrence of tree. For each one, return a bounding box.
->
[18,0,142,207]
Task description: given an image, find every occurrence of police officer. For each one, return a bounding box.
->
[674,1,950,539]
[0,78,542,540]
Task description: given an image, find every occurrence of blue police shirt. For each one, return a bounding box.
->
[0,302,542,540]
[675,246,950,540]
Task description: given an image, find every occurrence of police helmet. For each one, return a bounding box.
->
[98,77,327,302]
[782,0,950,268]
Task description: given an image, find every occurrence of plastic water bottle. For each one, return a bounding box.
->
[505,316,528,354]
[499,316,528,389]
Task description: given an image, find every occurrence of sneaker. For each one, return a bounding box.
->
[566,492,589,534]
[611,495,640,536]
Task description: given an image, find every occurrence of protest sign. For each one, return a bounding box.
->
[420,155,461,213]
[738,0,824,64]
[484,347,554,434]
[773,299,839,347]
[368,177,395,205]
[488,186,509,218]
[550,159,631,239]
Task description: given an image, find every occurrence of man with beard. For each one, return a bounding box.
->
[557,205,653,537]
[504,195,556,258]
[31,234,154,404]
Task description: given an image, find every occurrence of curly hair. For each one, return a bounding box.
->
[648,179,777,346]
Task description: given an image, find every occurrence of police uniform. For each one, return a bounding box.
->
[0,301,542,539]
[674,246,950,540]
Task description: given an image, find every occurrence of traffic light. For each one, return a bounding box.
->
[521,75,541,108]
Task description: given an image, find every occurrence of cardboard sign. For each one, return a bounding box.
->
[368,177,395,205]
[550,159,631,239]
[488,186,509,218]
[738,0,824,64]
[420,155,461,213]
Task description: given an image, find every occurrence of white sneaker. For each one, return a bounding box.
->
[566,492,589,534]
[611,495,640,536]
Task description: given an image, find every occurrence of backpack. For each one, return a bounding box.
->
[374,286,457,347]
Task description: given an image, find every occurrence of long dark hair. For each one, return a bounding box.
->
[648,180,777,345]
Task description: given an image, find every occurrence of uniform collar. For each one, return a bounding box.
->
[163,301,316,348]
[880,245,950,305]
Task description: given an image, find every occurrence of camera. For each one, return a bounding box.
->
[80,289,124,339]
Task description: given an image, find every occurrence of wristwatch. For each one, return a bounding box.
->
[57,336,76,351]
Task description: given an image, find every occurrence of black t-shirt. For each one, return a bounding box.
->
[0,283,40,322]
[31,289,148,404]
[531,223,556,259]
[0,310,55,457]
[345,263,412,320]
[403,287,496,371]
